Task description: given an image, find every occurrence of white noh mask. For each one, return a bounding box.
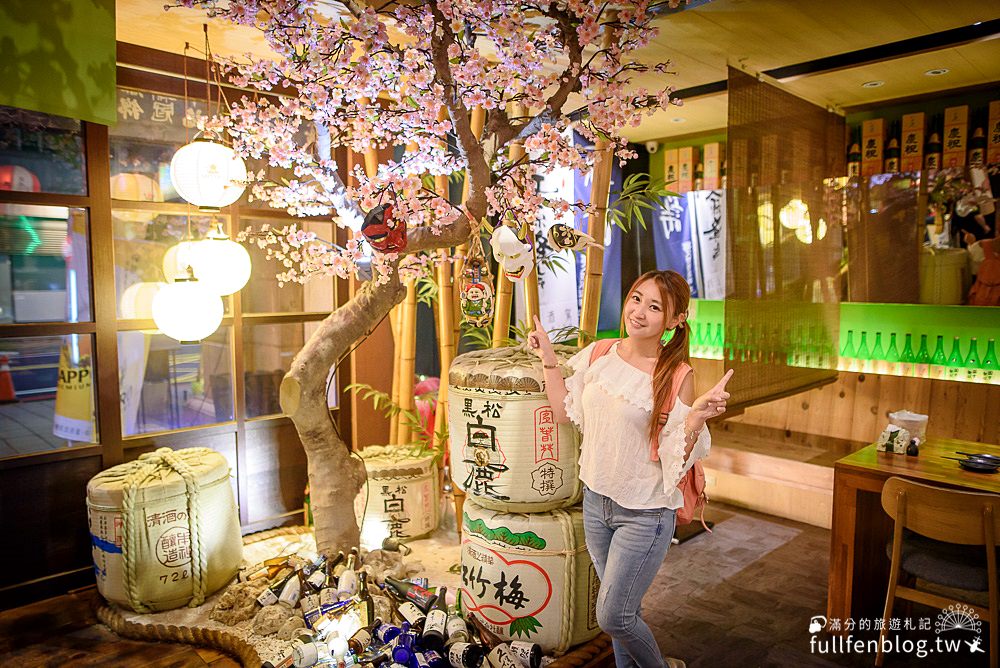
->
[490,225,534,282]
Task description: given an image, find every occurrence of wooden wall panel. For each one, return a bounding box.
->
[243,419,308,529]
[729,370,999,446]
[0,455,103,608]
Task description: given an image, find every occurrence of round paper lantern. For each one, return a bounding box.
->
[152,278,223,343]
[162,240,201,282]
[169,134,247,211]
[189,223,252,296]
[0,165,41,192]
[120,281,161,320]
[110,173,163,224]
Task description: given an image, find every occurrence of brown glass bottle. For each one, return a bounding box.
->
[467,614,521,668]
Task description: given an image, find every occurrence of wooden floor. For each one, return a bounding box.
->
[0,504,989,668]
[0,589,239,667]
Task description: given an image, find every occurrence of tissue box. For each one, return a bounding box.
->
[877,426,911,454]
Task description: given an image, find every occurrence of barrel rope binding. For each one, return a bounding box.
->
[121,447,208,611]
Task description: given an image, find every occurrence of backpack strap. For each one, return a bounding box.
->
[588,338,619,365]
[648,362,692,462]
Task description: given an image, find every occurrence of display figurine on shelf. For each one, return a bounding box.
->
[362,202,408,253]
[490,224,534,281]
[546,223,601,252]
[877,425,911,454]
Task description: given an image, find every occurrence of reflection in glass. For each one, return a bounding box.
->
[110,88,207,204]
[118,327,233,436]
[0,204,92,323]
[0,105,86,195]
[244,322,336,418]
[241,218,335,314]
[0,335,97,457]
[113,212,230,318]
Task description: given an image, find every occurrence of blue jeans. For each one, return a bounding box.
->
[582,486,676,668]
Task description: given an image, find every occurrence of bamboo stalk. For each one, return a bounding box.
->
[388,302,402,445]
[433,169,455,453]
[578,22,616,347]
[491,103,526,347]
[397,279,418,445]
[453,105,487,346]
[516,105,540,328]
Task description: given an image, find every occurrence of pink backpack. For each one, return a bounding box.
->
[589,339,711,531]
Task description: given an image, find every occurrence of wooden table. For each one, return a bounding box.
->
[828,437,1000,625]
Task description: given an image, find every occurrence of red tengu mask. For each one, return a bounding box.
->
[362,203,407,252]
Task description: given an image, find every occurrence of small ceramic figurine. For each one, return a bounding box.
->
[546,223,601,252]
[490,225,534,281]
[361,203,407,252]
[460,258,495,327]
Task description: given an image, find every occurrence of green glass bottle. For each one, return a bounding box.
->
[713,323,724,360]
[914,334,931,378]
[899,334,915,377]
[946,336,964,381]
[839,330,856,372]
[871,332,885,374]
[929,335,947,380]
[981,339,998,384]
[856,331,871,373]
[885,333,900,375]
[965,338,981,383]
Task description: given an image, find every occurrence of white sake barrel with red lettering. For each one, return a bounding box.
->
[86,447,242,612]
[448,346,581,512]
[354,445,440,549]
[459,498,600,654]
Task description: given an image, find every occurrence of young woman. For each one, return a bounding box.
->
[528,269,733,668]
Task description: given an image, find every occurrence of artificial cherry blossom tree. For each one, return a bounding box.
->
[179,0,683,554]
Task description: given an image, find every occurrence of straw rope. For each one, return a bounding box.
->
[97,525,310,668]
[121,447,208,613]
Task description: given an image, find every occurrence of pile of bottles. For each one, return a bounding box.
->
[688,320,837,369]
[838,331,999,383]
[247,549,542,668]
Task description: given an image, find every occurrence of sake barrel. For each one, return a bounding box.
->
[448,345,581,512]
[87,447,242,612]
[355,445,440,549]
[459,499,600,654]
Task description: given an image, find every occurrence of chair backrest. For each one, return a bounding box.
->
[881,477,1000,546]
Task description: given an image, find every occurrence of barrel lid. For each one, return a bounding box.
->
[87,447,230,507]
[449,344,577,392]
[360,444,435,467]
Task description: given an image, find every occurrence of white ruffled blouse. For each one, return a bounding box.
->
[563,341,711,510]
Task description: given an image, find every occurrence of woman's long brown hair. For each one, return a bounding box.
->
[619,270,691,441]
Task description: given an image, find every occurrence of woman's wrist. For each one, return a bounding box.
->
[685,415,706,436]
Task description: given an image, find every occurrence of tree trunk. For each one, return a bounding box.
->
[279,222,472,555]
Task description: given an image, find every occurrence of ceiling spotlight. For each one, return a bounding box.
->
[862,80,885,88]
[671,117,687,123]
[924,68,950,76]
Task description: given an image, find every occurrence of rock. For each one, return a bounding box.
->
[253,604,294,636]
[276,615,307,640]
[210,580,269,626]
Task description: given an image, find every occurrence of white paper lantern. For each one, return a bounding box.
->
[169,134,247,211]
[120,281,161,320]
[152,278,223,343]
[162,240,201,282]
[190,223,252,296]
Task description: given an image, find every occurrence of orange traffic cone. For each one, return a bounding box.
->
[0,355,17,403]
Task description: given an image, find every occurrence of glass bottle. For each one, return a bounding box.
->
[318,551,345,605]
[446,642,484,668]
[884,333,900,375]
[354,571,376,627]
[899,334,915,377]
[445,605,470,647]
[856,331,871,373]
[374,621,407,645]
[981,339,998,384]
[914,334,931,378]
[838,330,855,372]
[258,569,296,607]
[870,332,885,374]
[338,552,359,599]
[348,617,384,656]
[304,554,329,591]
[929,335,948,380]
[386,586,427,632]
[422,586,449,652]
[468,614,521,668]
[965,338,981,383]
[946,336,964,381]
[385,576,438,613]
[391,631,417,665]
[713,322,724,360]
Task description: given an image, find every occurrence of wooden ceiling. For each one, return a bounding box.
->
[117,0,1000,142]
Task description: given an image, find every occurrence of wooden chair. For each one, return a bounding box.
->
[876,477,999,668]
